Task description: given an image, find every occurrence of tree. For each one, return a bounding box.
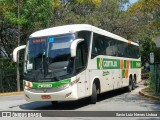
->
[128,0,160,64]
[0,0,54,92]
[128,0,160,38]
[0,0,53,58]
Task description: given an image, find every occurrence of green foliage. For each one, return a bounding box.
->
[0,57,16,70]
[0,57,17,92]
[4,11,27,25]
[0,0,54,58]
[1,0,53,27]
[71,0,101,5]
[21,0,53,29]
[128,0,160,65]
[144,80,150,86]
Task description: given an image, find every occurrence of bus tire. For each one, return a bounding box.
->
[132,77,136,90]
[127,78,132,92]
[51,101,58,105]
[90,83,97,104]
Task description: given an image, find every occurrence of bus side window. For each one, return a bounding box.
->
[92,33,101,58]
[92,43,98,54]
[75,43,84,70]
[96,39,104,54]
[112,41,118,56]
[103,39,109,55]
[106,40,115,56]
[122,43,128,57]
[124,46,129,57]
[77,31,91,66]
[77,31,91,50]
[106,45,113,56]
[135,46,140,58]
[92,33,111,58]
[117,41,124,57]
[129,45,134,58]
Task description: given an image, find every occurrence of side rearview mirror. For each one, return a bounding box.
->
[13,45,26,62]
[70,39,84,57]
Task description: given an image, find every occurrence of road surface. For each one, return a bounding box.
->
[0,81,160,120]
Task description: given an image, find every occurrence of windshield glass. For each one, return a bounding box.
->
[24,34,75,82]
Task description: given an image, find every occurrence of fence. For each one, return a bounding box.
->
[0,68,16,92]
[0,68,24,93]
[150,64,160,92]
[0,58,23,93]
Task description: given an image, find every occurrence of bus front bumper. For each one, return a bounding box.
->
[24,85,78,102]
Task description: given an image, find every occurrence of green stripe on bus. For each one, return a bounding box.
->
[97,58,101,69]
[122,69,125,78]
[97,58,120,69]
[97,58,141,70]
[124,60,126,69]
[131,61,141,68]
[24,78,71,88]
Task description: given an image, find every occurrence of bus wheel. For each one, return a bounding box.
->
[51,101,58,105]
[90,83,97,104]
[132,77,136,90]
[127,78,132,92]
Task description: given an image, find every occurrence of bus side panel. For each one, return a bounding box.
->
[76,70,86,99]
[87,57,103,95]
[87,56,121,94]
[132,68,141,83]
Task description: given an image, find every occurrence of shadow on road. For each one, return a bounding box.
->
[97,87,130,102]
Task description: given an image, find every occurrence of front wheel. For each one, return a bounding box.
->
[90,83,97,104]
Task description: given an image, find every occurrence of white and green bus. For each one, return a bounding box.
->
[13,24,141,104]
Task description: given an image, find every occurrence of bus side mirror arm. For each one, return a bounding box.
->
[13,45,26,62]
[70,39,84,57]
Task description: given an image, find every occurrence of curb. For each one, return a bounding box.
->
[139,87,160,101]
[0,91,23,96]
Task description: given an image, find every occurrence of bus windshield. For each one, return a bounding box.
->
[24,34,75,82]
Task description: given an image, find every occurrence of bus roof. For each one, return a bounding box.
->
[29,24,139,46]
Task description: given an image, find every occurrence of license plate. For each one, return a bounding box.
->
[41,95,51,99]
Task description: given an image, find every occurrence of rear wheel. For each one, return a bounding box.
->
[132,77,136,90]
[127,77,132,92]
[90,83,97,104]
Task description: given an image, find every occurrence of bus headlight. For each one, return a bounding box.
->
[24,86,31,90]
[23,81,32,90]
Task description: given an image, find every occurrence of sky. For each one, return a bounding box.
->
[130,0,138,4]
[123,0,138,10]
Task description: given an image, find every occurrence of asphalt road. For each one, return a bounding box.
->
[0,81,160,120]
